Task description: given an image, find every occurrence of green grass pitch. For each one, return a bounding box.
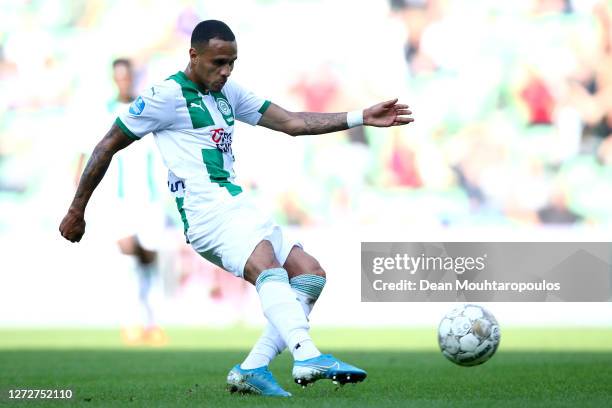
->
[1,328,611,407]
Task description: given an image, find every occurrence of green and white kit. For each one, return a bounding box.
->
[110,100,166,251]
[116,72,300,277]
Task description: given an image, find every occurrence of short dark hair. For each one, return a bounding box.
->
[191,20,235,49]
[112,58,132,70]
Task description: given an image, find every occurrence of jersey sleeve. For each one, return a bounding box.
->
[115,82,176,139]
[223,80,270,126]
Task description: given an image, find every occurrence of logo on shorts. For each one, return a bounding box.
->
[129,96,145,115]
[217,99,231,116]
[210,128,233,154]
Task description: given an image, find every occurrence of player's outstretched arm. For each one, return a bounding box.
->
[59,123,134,242]
[258,99,413,136]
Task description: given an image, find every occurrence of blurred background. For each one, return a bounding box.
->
[1,0,611,340]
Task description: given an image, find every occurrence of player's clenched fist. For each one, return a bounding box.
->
[59,208,86,242]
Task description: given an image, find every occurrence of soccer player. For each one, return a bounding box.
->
[59,20,414,396]
[75,58,167,345]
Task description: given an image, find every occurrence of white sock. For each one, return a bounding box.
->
[137,262,155,329]
[291,338,319,361]
[242,274,325,368]
[240,325,281,369]
[255,268,320,362]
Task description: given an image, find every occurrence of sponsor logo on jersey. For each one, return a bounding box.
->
[167,171,186,196]
[168,179,186,194]
[129,96,145,115]
[210,128,233,154]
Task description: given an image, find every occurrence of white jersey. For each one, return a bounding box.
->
[116,72,270,236]
[111,99,164,205]
[111,99,167,249]
[117,72,269,200]
[115,72,297,276]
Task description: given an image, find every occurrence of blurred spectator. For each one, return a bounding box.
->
[520,70,555,125]
[291,64,340,112]
[537,184,583,224]
[74,58,168,346]
[388,132,422,188]
[3,0,612,231]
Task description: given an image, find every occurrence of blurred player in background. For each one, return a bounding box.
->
[60,20,413,396]
[75,58,167,346]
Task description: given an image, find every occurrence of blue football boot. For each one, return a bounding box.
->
[292,354,367,387]
[226,364,291,397]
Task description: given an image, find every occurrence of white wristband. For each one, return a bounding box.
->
[347,110,364,128]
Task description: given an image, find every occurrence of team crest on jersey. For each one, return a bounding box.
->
[129,96,145,115]
[217,99,231,116]
[210,128,233,154]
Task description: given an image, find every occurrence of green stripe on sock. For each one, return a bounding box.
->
[256,268,289,292]
[290,274,326,299]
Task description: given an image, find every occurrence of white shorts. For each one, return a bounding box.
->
[183,194,301,278]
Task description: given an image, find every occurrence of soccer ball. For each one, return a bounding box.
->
[438,304,501,366]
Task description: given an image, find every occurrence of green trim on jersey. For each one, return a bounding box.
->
[210,91,235,126]
[201,148,242,196]
[175,197,189,235]
[198,249,223,269]
[259,100,271,114]
[115,117,140,140]
[168,72,215,129]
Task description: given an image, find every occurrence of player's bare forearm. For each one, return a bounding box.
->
[70,143,113,213]
[291,112,348,135]
[60,123,134,242]
[258,103,346,136]
[70,124,132,212]
[258,100,413,136]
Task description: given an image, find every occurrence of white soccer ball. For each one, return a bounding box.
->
[438,304,501,366]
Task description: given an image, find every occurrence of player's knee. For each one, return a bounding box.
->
[136,247,157,265]
[301,254,326,278]
[310,263,326,279]
[291,260,326,279]
[117,236,137,255]
[244,240,282,284]
[284,247,326,279]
